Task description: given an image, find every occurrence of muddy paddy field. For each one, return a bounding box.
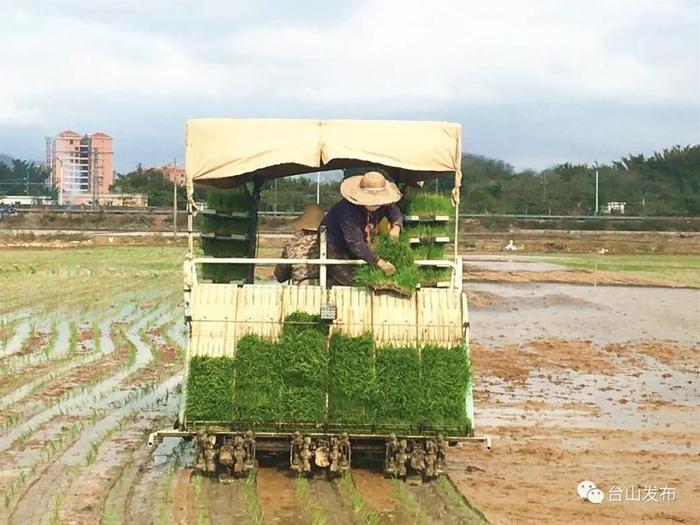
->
[0,245,697,524]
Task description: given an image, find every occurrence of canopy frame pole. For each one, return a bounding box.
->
[453,169,461,260]
[186,179,194,256]
[453,197,459,259]
[319,226,327,288]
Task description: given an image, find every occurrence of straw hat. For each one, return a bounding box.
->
[340,171,402,207]
[289,203,325,231]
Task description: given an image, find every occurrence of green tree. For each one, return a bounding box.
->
[110,168,187,207]
[0,158,54,198]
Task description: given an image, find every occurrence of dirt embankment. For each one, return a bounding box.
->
[463,268,695,288]
[459,229,700,255]
[0,209,187,232]
[3,209,699,254]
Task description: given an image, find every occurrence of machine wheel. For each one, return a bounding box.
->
[290,432,351,476]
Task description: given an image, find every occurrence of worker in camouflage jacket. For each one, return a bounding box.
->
[274,204,323,284]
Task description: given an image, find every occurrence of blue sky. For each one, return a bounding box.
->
[0,0,698,172]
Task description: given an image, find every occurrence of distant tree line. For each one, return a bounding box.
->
[0,159,55,198]
[3,144,697,215]
[444,145,700,216]
[263,144,700,216]
[111,144,700,215]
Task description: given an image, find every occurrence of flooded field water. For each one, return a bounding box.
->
[0,247,697,524]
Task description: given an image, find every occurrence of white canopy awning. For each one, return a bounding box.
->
[185,119,462,195]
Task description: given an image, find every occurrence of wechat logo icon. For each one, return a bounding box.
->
[577,480,605,504]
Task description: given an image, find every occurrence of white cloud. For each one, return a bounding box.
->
[224,0,699,106]
[0,101,42,125]
[0,0,697,168]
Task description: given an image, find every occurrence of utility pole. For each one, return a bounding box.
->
[541,172,548,214]
[594,161,599,216]
[173,183,178,236]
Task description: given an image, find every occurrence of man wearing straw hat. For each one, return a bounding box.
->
[321,171,403,286]
[274,203,324,285]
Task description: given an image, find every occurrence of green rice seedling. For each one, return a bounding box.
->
[86,439,101,465]
[157,463,177,525]
[49,496,61,525]
[200,260,250,284]
[375,345,421,428]
[0,320,15,348]
[374,233,416,268]
[200,186,255,284]
[295,476,326,525]
[233,334,282,424]
[328,333,376,426]
[436,475,489,525]
[201,214,251,236]
[281,311,328,338]
[354,234,421,294]
[339,473,381,525]
[196,508,211,525]
[68,322,78,354]
[418,267,452,286]
[410,243,446,261]
[400,192,453,217]
[206,187,253,213]
[200,237,250,256]
[102,511,119,525]
[420,344,471,432]
[403,222,451,239]
[393,480,428,524]
[90,321,102,352]
[241,473,264,525]
[278,330,327,387]
[279,385,326,422]
[278,320,328,422]
[354,265,422,294]
[185,356,236,421]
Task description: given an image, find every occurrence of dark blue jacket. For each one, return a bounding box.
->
[321,199,403,263]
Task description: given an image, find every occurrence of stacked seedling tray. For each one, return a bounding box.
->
[200,186,257,284]
[328,333,377,430]
[184,311,473,436]
[400,192,454,288]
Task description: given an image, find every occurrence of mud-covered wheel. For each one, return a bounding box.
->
[290,432,314,475]
[384,435,409,479]
[218,432,257,479]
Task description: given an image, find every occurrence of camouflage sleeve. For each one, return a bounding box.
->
[273,239,293,283]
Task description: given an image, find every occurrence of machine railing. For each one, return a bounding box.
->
[189,256,463,290]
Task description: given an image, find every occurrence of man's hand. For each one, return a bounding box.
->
[377,259,396,276]
[389,224,401,240]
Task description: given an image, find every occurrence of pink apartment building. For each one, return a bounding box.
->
[160,162,186,186]
[47,130,115,204]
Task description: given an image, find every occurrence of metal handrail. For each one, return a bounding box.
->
[191,256,455,268]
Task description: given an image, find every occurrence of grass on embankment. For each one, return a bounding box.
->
[536,254,700,287]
